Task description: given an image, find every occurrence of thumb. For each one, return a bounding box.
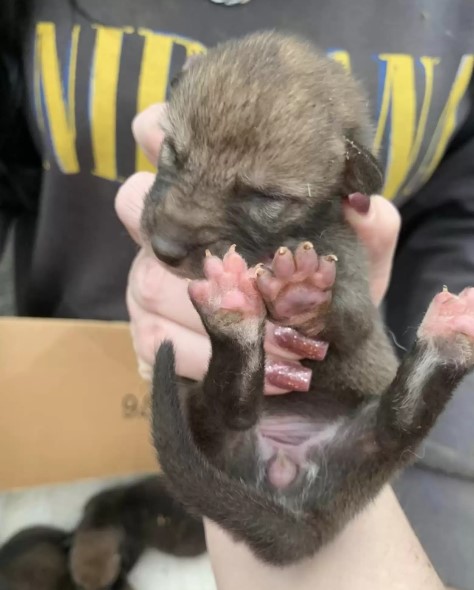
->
[115,172,155,245]
[132,102,167,166]
[343,194,401,305]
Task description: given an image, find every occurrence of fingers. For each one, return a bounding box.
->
[344,194,401,305]
[126,251,211,383]
[265,358,312,394]
[115,172,155,245]
[127,258,309,390]
[116,102,167,243]
[125,248,209,383]
[128,249,206,335]
[115,102,167,244]
[132,103,167,166]
[127,249,313,392]
[129,298,212,382]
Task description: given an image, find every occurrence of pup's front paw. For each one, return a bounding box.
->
[256,242,336,335]
[189,245,266,338]
[418,287,474,366]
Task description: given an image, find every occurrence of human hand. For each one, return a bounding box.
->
[204,487,444,590]
[115,103,400,393]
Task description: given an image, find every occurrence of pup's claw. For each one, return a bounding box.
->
[256,266,283,301]
[189,246,266,332]
[418,287,474,366]
[272,246,296,279]
[203,253,224,279]
[419,288,474,341]
[294,241,319,277]
[316,255,337,290]
[255,241,337,333]
[223,244,248,275]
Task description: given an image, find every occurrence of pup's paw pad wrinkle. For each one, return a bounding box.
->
[256,242,336,328]
[418,287,474,365]
[189,246,265,325]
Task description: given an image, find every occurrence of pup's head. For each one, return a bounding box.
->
[69,528,121,590]
[141,31,382,278]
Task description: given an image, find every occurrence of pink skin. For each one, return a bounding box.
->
[270,327,328,361]
[419,287,474,344]
[188,247,316,395]
[264,359,313,393]
[188,246,266,322]
[256,242,336,331]
[267,453,298,489]
[188,246,337,489]
[189,244,335,393]
[255,242,336,390]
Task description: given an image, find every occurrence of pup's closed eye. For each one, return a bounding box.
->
[242,191,288,222]
[246,190,286,202]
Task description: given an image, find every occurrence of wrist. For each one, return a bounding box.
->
[204,486,444,590]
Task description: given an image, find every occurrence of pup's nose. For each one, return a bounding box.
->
[151,236,188,267]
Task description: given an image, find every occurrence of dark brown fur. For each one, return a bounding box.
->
[0,527,75,590]
[0,478,202,590]
[69,475,206,589]
[141,31,473,565]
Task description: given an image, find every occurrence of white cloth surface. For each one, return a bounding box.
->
[0,475,216,590]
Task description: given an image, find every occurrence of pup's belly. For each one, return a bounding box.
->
[257,415,343,489]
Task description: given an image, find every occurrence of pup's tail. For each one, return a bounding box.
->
[151,341,324,566]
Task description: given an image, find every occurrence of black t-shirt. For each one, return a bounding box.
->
[13,0,474,319]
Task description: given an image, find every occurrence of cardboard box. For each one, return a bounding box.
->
[0,318,157,491]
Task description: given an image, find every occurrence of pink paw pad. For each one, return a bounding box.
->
[419,287,474,343]
[188,246,265,321]
[255,242,336,328]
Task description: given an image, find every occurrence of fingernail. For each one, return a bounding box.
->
[347,192,371,215]
[273,327,329,361]
[265,360,312,392]
[138,359,153,381]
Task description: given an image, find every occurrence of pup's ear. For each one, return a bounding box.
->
[342,137,384,196]
[170,53,204,89]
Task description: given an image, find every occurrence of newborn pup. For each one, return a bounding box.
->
[141,31,474,565]
[0,526,74,590]
[69,475,205,590]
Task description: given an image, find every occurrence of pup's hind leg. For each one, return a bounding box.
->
[376,288,474,453]
[184,246,267,462]
[314,288,474,515]
[69,475,206,590]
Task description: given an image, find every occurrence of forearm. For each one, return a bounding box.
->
[204,486,444,590]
